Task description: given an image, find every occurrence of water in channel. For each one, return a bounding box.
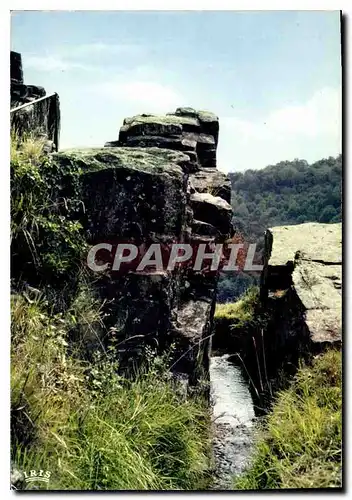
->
[210,353,256,490]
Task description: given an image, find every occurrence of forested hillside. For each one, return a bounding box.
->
[217,155,342,303]
[230,155,342,240]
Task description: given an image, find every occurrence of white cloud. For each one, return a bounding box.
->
[218,87,342,172]
[25,55,94,72]
[24,42,144,73]
[92,80,183,113]
[266,87,341,137]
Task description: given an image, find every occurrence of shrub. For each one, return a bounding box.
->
[11,134,86,288]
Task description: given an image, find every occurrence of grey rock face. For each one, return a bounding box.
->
[10,51,23,84]
[266,222,342,267]
[190,192,232,237]
[10,51,60,150]
[51,109,233,390]
[174,107,220,145]
[190,168,231,203]
[107,107,220,170]
[261,222,342,346]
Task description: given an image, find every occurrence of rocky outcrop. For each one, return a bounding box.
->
[212,222,342,413]
[51,108,233,391]
[11,51,45,107]
[244,221,343,396]
[108,107,219,171]
[261,222,342,348]
[10,51,232,390]
[10,51,60,151]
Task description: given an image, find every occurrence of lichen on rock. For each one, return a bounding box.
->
[261,222,342,347]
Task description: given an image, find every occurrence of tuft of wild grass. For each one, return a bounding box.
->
[54,372,209,490]
[11,293,210,491]
[234,349,342,490]
[215,286,259,326]
[11,130,47,166]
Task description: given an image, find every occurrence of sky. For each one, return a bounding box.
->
[11,10,341,172]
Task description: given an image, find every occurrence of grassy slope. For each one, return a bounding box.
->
[11,292,210,490]
[234,349,342,490]
[10,137,210,491]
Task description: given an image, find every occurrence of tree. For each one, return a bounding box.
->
[318,205,338,223]
[227,155,341,243]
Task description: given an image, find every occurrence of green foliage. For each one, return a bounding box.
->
[11,293,210,491]
[229,156,342,243]
[318,205,339,223]
[217,272,258,303]
[11,134,86,284]
[234,350,342,490]
[218,155,341,302]
[215,286,259,329]
[11,293,88,452]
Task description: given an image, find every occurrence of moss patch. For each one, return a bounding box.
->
[54,147,188,176]
[124,113,199,127]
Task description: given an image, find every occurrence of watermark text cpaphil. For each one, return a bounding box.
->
[86,241,263,274]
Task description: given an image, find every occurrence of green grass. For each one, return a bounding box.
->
[215,286,259,327]
[11,293,210,491]
[234,349,342,490]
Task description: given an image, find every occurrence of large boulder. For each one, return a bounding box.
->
[174,107,219,145]
[261,222,342,346]
[190,168,231,203]
[53,147,189,241]
[106,107,220,171]
[51,131,233,391]
[119,114,200,142]
[190,192,233,237]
